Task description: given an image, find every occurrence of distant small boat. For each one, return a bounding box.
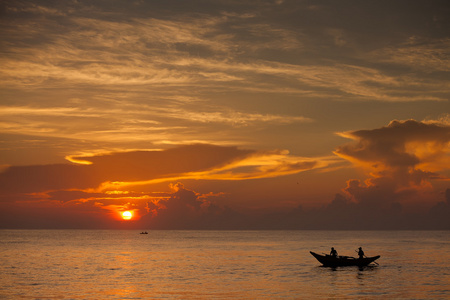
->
[310,251,380,267]
[140,231,148,234]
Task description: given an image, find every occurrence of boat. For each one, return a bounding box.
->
[310,251,380,267]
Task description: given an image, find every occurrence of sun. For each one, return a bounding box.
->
[122,211,133,220]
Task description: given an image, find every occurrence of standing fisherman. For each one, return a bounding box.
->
[357,247,365,259]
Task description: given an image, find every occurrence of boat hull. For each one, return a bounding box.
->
[310,251,380,267]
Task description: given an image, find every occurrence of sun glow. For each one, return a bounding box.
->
[122,211,133,220]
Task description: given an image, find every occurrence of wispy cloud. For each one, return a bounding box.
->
[99,151,330,191]
[0,104,312,146]
[368,37,450,73]
[2,2,448,102]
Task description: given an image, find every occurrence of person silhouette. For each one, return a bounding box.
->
[358,247,365,259]
[330,247,338,257]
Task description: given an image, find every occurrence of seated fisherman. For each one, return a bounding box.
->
[330,247,338,257]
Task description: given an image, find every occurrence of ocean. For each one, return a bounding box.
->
[1,230,449,299]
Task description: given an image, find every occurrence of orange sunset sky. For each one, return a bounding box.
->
[0,0,449,229]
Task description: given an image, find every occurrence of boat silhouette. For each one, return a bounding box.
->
[310,251,380,267]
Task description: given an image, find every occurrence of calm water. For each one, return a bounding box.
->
[1,230,449,299]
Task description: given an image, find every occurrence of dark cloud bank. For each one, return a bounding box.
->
[2,179,448,229]
[135,184,450,230]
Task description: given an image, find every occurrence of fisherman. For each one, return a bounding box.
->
[330,247,338,257]
[358,247,365,259]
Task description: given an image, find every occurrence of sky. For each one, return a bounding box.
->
[0,0,449,229]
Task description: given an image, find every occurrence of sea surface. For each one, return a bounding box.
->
[1,230,449,299]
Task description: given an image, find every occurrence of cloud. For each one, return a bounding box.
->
[0,164,95,195]
[368,37,450,73]
[142,182,235,229]
[0,137,447,229]
[0,144,330,227]
[244,186,450,230]
[2,1,448,102]
[0,104,312,157]
[330,119,450,220]
[1,1,449,229]
[426,188,450,228]
[71,146,326,189]
[0,144,250,194]
[335,119,450,178]
[272,118,450,229]
[0,179,243,229]
[0,141,341,229]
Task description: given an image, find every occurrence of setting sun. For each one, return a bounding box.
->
[122,211,133,220]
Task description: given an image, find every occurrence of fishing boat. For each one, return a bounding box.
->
[310,251,380,267]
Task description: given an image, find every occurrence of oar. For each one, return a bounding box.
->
[371,258,379,265]
[355,250,379,265]
[368,256,379,266]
